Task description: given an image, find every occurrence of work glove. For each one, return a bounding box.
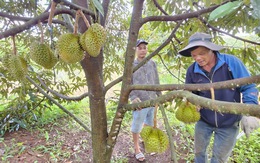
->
[241,116,260,138]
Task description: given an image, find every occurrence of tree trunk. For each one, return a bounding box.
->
[81,55,111,162]
[75,0,111,161]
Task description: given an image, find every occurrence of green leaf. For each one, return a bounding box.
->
[208,1,243,21]
[45,131,49,142]
[91,0,104,17]
[251,0,260,19]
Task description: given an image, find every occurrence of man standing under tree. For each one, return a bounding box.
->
[178,32,259,163]
[129,39,161,162]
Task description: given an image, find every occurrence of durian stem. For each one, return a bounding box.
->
[210,87,215,100]
[38,22,44,43]
[78,10,91,28]
[153,104,158,128]
[48,1,57,26]
[74,10,80,34]
[11,36,17,55]
[210,87,223,115]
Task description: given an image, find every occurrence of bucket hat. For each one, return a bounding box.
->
[178,32,224,57]
[136,39,148,47]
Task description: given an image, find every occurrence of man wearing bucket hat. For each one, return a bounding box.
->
[179,32,259,163]
[129,39,161,162]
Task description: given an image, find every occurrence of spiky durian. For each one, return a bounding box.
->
[175,101,185,122]
[140,125,152,141]
[30,42,57,69]
[190,104,201,122]
[19,56,28,71]
[140,126,169,153]
[56,33,84,64]
[2,54,12,69]
[80,23,106,57]
[145,133,160,153]
[8,55,28,81]
[175,101,201,123]
[48,49,59,68]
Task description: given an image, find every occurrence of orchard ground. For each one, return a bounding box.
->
[0,117,190,163]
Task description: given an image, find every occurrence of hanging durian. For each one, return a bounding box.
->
[56,33,84,63]
[175,100,201,123]
[2,36,28,82]
[30,42,57,69]
[30,22,58,69]
[80,23,106,57]
[2,54,11,69]
[3,54,28,81]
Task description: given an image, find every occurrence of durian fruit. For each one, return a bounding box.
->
[2,54,11,69]
[30,42,57,69]
[19,56,28,71]
[140,126,169,153]
[3,54,28,81]
[140,125,151,142]
[56,33,84,64]
[79,23,106,57]
[175,101,200,123]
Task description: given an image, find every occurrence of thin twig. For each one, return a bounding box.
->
[157,54,184,83]
[152,0,168,15]
[37,76,89,101]
[26,75,91,133]
[198,16,260,45]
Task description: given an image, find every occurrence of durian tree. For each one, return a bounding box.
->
[1,0,260,162]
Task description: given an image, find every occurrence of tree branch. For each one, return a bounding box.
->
[101,0,110,26]
[61,0,95,17]
[107,0,145,151]
[0,0,96,39]
[152,0,168,15]
[37,76,89,101]
[104,21,182,94]
[141,3,223,25]
[26,75,91,132]
[123,90,260,118]
[135,21,182,70]
[129,74,260,91]
[0,8,75,39]
[0,11,67,26]
[198,17,260,45]
[0,11,32,22]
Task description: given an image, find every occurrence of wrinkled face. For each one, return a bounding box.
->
[190,46,214,67]
[136,43,148,60]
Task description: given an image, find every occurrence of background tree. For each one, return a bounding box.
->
[0,0,260,162]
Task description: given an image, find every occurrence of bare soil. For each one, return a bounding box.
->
[0,120,189,163]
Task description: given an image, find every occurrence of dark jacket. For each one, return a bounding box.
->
[185,52,259,128]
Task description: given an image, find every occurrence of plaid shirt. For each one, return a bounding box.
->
[129,59,161,102]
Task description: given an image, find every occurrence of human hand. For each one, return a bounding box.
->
[196,106,201,112]
[241,116,260,138]
[131,98,142,110]
[131,98,141,104]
